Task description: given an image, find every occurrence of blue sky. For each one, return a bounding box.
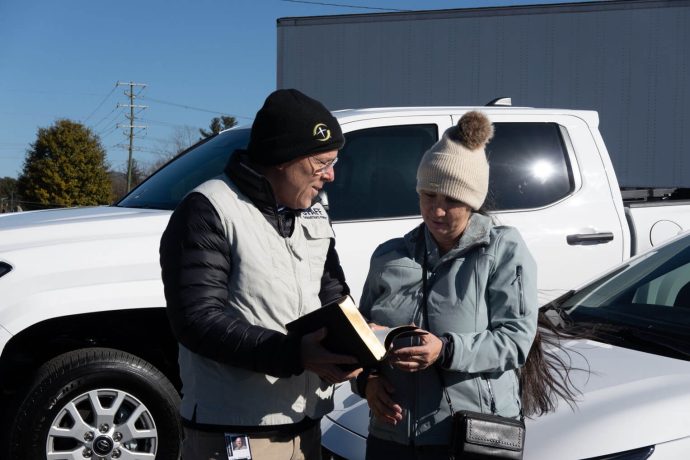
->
[0,0,596,179]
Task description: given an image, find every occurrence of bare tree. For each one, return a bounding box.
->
[142,125,199,177]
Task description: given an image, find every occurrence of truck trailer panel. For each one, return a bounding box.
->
[277,0,690,188]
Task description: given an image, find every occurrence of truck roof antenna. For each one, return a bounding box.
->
[485,97,512,106]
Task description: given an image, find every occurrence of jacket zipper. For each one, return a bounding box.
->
[485,377,497,414]
[285,240,304,317]
[410,372,418,446]
[284,234,309,398]
[410,294,423,445]
[410,265,431,446]
[513,265,525,316]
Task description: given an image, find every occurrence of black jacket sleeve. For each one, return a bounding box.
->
[319,238,350,306]
[160,192,304,378]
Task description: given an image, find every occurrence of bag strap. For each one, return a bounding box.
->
[421,232,521,419]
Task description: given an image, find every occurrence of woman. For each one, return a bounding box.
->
[355,111,572,459]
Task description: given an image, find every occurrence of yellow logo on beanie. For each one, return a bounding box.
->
[313,123,332,142]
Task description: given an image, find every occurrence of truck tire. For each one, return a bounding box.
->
[10,347,182,460]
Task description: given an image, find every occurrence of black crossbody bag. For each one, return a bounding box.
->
[421,247,525,460]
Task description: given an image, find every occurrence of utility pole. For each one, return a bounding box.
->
[116,81,147,192]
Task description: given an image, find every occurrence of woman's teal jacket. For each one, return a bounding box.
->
[359,213,538,446]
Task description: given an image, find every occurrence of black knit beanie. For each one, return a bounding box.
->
[247,89,345,166]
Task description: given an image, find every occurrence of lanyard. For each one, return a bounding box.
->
[421,232,502,416]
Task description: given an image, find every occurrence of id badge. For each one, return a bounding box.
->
[224,433,252,460]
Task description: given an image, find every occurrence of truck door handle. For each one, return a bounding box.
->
[566,232,614,245]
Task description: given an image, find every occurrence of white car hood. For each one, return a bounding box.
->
[325,339,690,459]
[0,206,172,334]
[0,206,171,252]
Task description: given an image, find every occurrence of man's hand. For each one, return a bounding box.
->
[300,328,362,384]
[365,374,403,425]
[389,329,443,372]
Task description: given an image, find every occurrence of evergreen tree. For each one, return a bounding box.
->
[199,115,237,138]
[18,119,112,209]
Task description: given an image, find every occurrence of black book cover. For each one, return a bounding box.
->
[287,296,426,370]
[286,296,385,367]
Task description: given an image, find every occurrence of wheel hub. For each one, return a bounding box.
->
[93,435,114,456]
[44,388,158,458]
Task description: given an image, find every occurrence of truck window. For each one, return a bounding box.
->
[487,123,574,210]
[325,124,438,221]
[117,128,251,210]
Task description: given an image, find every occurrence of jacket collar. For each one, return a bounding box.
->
[225,149,289,216]
[449,212,493,255]
[405,213,493,266]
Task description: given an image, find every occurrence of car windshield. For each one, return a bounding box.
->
[560,233,690,359]
[116,128,251,210]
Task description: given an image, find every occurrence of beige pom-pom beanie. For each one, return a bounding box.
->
[416,111,494,210]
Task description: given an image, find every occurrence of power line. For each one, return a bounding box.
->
[83,83,119,123]
[111,145,167,156]
[98,124,120,140]
[139,117,195,128]
[145,135,180,143]
[93,106,124,131]
[95,119,121,137]
[0,110,70,118]
[279,0,410,11]
[3,89,109,97]
[138,96,253,120]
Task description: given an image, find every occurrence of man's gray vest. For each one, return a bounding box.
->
[178,175,335,426]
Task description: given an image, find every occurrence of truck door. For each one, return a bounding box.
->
[472,113,628,304]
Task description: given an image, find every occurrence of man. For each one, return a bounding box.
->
[160,89,360,459]
[233,436,246,450]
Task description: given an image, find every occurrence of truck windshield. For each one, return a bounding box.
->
[116,128,250,210]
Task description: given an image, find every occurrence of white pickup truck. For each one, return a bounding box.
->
[1,103,690,459]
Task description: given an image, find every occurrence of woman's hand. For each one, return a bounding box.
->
[365,373,403,425]
[389,329,443,372]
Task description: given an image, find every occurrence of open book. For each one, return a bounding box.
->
[286,295,425,368]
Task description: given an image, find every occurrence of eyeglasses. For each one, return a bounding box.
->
[309,156,339,175]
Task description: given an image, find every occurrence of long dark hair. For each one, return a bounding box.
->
[519,310,583,416]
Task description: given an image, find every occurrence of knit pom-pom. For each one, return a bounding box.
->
[457,111,494,150]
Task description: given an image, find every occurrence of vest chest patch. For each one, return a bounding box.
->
[301,207,328,220]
